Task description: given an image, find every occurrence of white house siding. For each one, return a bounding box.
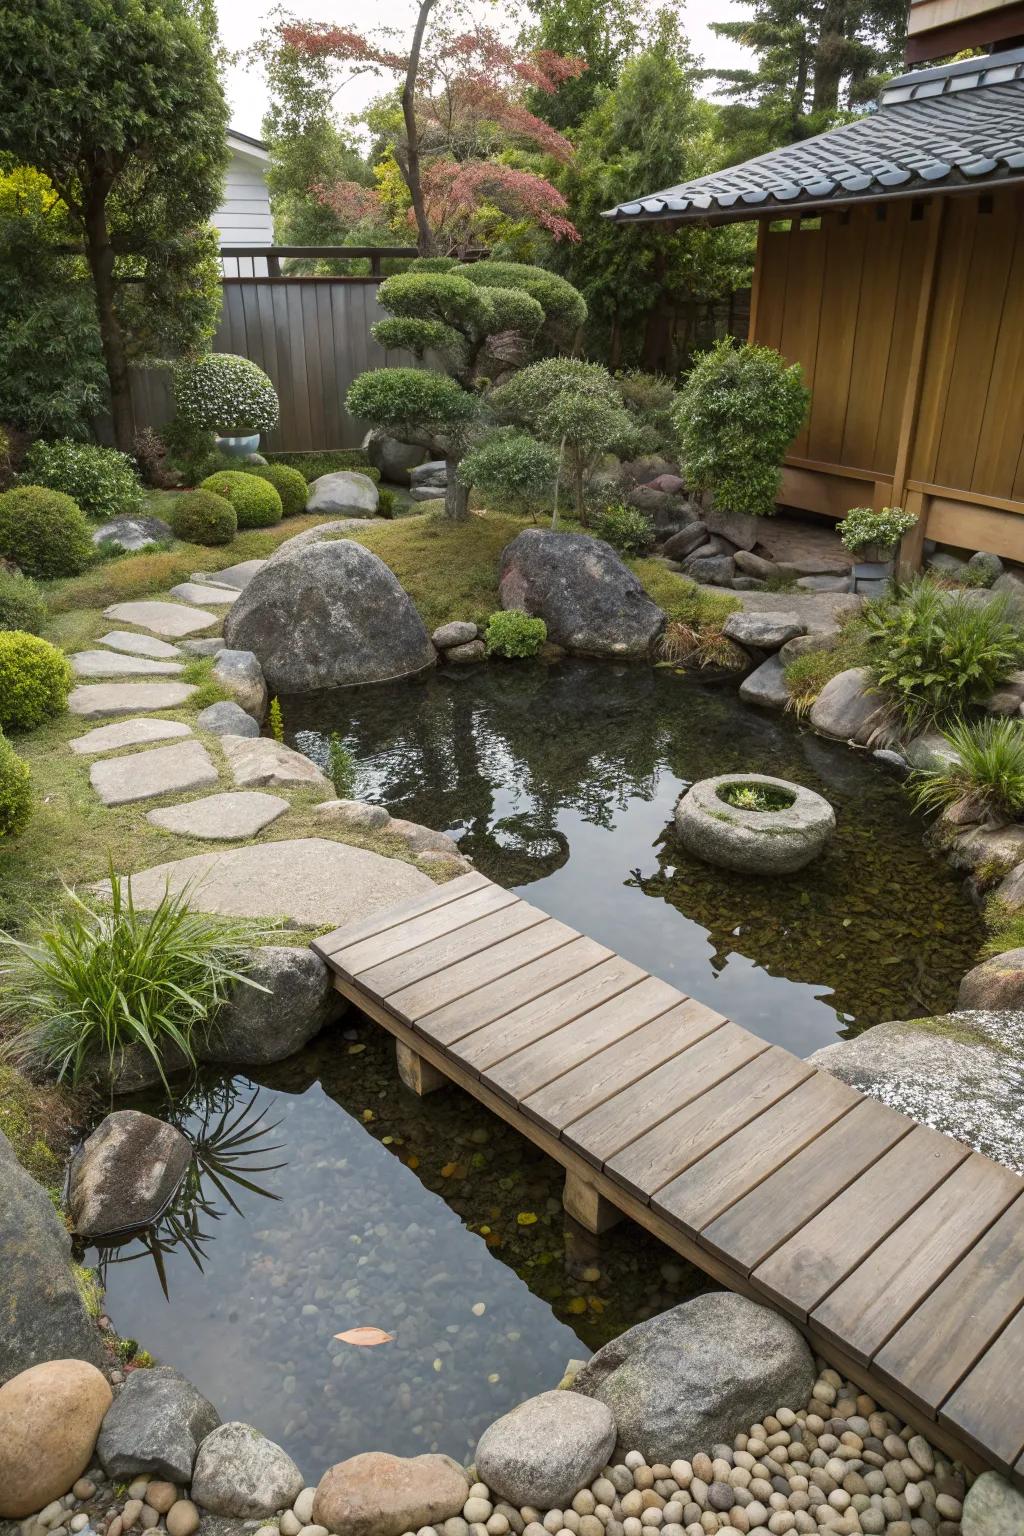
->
[214,134,273,276]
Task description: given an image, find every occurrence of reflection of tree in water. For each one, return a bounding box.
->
[89,1082,285,1298]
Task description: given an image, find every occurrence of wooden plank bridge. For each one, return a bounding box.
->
[312,870,1024,1486]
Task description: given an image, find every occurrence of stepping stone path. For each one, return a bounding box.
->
[98,631,183,660]
[220,734,330,788]
[191,559,267,591]
[103,600,218,637]
[71,650,183,679]
[169,581,240,606]
[71,719,193,756]
[146,791,289,840]
[69,682,196,718]
[89,740,219,806]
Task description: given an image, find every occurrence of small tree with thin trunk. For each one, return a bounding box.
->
[347,260,585,520]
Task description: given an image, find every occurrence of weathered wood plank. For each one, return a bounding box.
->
[335,883,516,975]
[810,1153,1023,1364]
[564,1021,771,1171]
[313,872,488,960]
[938,1298,1024,1472]
[701,1096,914,1275]
[603,1046,813,1201]
[358,901,550,999]
[521,998,726,1135]
[873,1197,1024,1416]
[654,1071,861,1235]
[387,918,580,1023]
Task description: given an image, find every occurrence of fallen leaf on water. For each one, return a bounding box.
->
[566,1297,587,1315]
[405,1154,420,1170]
[361,1109,375,1122]
[334,1326,395,1347]
[441,1161,466,1178]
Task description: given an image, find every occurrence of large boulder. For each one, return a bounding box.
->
[201,946,347,1065]
[223,539,436,692]
[958,948,1024,1010]
[701,505,762,551]
[191,1421,304,1516]
[306,471,379,518]
[808,666,888,745]
[0,1131,107,1383]
[661,524,708,562]
[499,530,664,659]
[963,1471,1024,1536]
[570,1294,815,1463]
[97,1365,220,1482]
[313,1451,468,1536]
[810,1010,1024,1175]
[68,1109,192,1241]
[363,429,426,487]
[410,460,447,490]
[475,1390,616,1508]
[723,611,804,651]
[0,1359,112,1518]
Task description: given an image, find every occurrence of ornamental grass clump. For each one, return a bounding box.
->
[909,716,1024,826]
[21,438,143,519]
[173,353,279,436]
[866,579,1024,733]
[0,873,262,1090]
[673,339,809,519]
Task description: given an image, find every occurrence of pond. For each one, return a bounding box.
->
[93,660,984,1478]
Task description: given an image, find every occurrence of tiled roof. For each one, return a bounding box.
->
[603,46,1024,225]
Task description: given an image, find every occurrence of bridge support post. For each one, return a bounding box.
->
[396,1040,447,1096]
[563,1167,622,1235]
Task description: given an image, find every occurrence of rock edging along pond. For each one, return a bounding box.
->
[2,1285,1004,1536]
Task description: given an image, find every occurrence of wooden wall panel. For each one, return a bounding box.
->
[778,227,827,459]
[806,213,864,464]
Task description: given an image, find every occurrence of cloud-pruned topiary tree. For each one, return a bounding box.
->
[347,259,586,520]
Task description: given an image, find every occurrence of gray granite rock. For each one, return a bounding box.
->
[410,460,447,488]
[312,799,391,830]
[661,524,708,561]
[0,1131,106,1385]
[180,637,227,657]
[202,947,346,1065]
[71,718,193,756]
[701,506,762,551]
[190,558,267,591]
[808,667,888,745]
[738,654,790,710]
[927,550,967,576]
[809,1010,1024,1175]
[571,1294,815,1463]
[904,729,962,772]
[169,581,239,607]
[684,553,735,587]
[388,818,462,857]
[211,648,267,722]
[475,1390,616,1508]
[796,574,850,592]
[197,700,260,738]
[674,773,834,875]
[92,515,172,552]
[723,611,804,651]
[962,1471,1024,1536]
[72,650,183,678]
[190,1422,303,1517]
[224,539,435,693]
[103,600,218,637]
[944,820,1024,876]
[306,471,379,518]
[99,630,182,660]
[992,569,1024,615]
[221,734,329,788]
[363,429,427,487]
[968,551,1003,583]
[97,1366,220,1483]
[958,948,1024,1011]
[432,621,479,649]
[69,682,197,718]
[499,530,664,659]
[992,860,1024,911]
[312,1451,467,1536]
[147,791,289,841]
[777,629,840,664]
[89,739,218,806]
[734,549,793,581]
[68,1110,192,1241]
[445,639,486,663]
[723,587,863,631]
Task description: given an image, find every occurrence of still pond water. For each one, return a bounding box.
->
[94,661,982,1476]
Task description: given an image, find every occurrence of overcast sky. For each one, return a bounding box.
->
[216,0,754,139]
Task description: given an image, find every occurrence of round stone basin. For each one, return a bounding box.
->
[674,772,835,875]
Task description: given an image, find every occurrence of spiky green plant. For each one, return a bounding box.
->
[0,872,263,1089]
[328,733,356,798]
[909,716,1024,826]
[268,696,284,743]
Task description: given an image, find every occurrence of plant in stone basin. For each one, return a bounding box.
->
[0,873,263,1090]
[719,782,796,813]
[909,716,1024,826]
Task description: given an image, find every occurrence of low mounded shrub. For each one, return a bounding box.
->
[21,438,143,520]
[173,353,279,435]
[169,489,237,546]
[594,503,655,557]
[200,470,282,529]
[0,729,31,838]
[0,485,94,578]
[484,609,547,659]
[909,715,1024,826]
[0,568,46,633]
[242,462,308,517]
[266,450,380,483]
[459,430,559,516]
[0,630,73,732]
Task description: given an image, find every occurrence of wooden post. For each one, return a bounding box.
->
[396,1039,447,1096]
[747,220,768,343]
[563,1168,622,1235]
[890,200,946,549]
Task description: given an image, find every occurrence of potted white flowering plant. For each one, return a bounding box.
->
[837,505,918,562]
[172,353,280,457]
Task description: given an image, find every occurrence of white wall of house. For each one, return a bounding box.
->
[214,130,273,276]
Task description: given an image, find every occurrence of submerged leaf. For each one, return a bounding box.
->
[334,1326,395,1347]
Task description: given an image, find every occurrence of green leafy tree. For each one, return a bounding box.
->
[673,338,809,518]
[522,0,654,130]
[552,12,755,369]
[0,0,230,450]
[347,259,585,520]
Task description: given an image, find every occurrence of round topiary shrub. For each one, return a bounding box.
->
[199,470,282,529]
[21,438,143,520]
[174,353,280,436]
[169,489,238,546]
[0,729,31,838]
[0,486,94,579]
[0,568,47,634]
[242,462,308,517]
[0,631,74,732]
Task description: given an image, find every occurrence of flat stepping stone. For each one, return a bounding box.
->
[104,600,218,637]
[89,740,218,806]
[102,838,433,926]
[99,630,182,660]
[169,581,240,606]
[69,682,197,718]
[190,559,266,591]
[71,718,193,756]
[220,733,330,788]
[146,791,289,840]
[72,650,183,679]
